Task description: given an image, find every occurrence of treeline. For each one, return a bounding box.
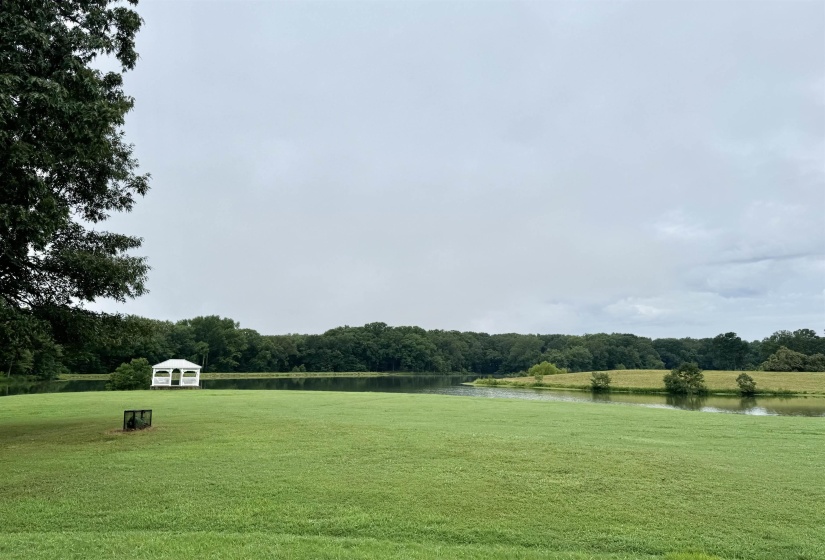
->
[3,314,824,378]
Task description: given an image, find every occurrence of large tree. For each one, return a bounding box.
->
[709,332,749,370]
[0,1,148,376]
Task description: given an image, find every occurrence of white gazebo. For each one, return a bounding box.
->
[151,359,202,388]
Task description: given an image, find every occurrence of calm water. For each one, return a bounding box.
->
[421,385,825,417]
[3,376,824,417]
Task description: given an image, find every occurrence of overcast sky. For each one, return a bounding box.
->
[92,0,825,340]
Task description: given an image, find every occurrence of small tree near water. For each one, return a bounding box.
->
[736,373,757,396]
[663,362,707,395]
[107,358,151,391]
[528,361,564,382]
[590,371,611,392]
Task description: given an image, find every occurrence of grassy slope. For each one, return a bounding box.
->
[501,370,825,394]
[0,390,823,560]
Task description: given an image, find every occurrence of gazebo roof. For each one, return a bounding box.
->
[153,359,202,370]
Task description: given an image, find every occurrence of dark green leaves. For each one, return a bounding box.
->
[1,1,148,376]
[663,362,707,395]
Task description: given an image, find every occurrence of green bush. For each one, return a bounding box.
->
[590,371,611,392]
[761,346,825,372]
[806,353,825,371]
[761,346,806,371]
[663,362,707,395]
[106,358,151,391]
[528,361,565,382]
[474,377,499,386]
[736,372,757,395]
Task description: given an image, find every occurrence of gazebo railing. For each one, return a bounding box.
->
[151,370,172,386]
[179,370,200,387]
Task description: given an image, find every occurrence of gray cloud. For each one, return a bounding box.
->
[92,0,825,340]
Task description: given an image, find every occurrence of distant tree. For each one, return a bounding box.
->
[805,354,825,372]
[430,329,471,372]
[590,371,611,392]
[579,333,663,370]
[107,358,151,391]
[761,346,807,372]
[563,346,593,372]
[759,329,825,361]
[741,339,763,370]
[541,349,567,369]
[736,373,757,396]
[503,335,543,373]
[791,328,823,354]
[180,316,247,371]
[663,362,707,395]
[652,338,700,369]
[710,332,749,370]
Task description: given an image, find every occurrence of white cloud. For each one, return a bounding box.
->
[652,210,718,242]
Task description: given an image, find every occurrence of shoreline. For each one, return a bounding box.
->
[470,380,823,397]
[35,371,469,382]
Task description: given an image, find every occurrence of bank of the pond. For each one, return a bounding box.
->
[475,369,825,396]
[56,371,441,382]
[1,390,823,560]
[1,374,480,397]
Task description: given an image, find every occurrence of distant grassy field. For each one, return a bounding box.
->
[1,390,823,559]
[491,370,825,395]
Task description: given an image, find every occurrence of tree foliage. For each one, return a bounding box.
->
[736,372,756,396]
[709,332,749,370]
[106,357,150,391]
[4,310,825,378]
[759,329,825,361]
[0,1,149,376]
[761,346,825,372]
[663,362,707,395]
[590,371,611,392]
[528,360,565,381]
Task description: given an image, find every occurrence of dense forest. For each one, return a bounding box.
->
[2,315,823,378]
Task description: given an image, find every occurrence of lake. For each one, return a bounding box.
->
[3,375,824,417]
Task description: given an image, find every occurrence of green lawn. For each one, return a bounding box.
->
[496,370,825,395]
[1,390,823,559]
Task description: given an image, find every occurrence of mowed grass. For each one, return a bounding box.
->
[504,370,825,395]
[1,391,823,559]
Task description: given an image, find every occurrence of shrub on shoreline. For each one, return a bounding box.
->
[528,361,566,382]
[663,363,707,395]
[736,372,757,396]
[590,371,611,392]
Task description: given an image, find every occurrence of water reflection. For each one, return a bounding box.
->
[1,379,108,397]
[202,375,474,392]
[665,394,708,410]
[423,386,825,417]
